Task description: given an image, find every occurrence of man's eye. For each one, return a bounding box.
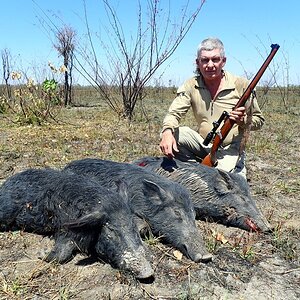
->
[200,57,222,64]
[212,57,221,63]
[200,58,209,64]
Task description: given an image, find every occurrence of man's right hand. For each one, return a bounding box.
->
[159,129,179,158]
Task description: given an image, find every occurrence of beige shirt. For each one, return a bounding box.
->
[162,70,265,146]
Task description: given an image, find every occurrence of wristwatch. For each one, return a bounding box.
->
[162,128,174,133]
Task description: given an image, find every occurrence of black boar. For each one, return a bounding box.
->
[133,156,271,233]
[63,158,213,263]
[0,168,154,279]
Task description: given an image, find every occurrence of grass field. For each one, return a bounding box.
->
[0,86,299,299]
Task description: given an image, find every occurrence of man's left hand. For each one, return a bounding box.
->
[229,107,246,126]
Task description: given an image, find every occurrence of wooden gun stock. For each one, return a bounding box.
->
[201,44,280,167]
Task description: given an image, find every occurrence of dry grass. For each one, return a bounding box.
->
[0,88,299,299]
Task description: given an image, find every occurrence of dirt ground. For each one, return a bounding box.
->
[0,107,299,300]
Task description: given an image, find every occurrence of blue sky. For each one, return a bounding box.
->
[1,0,299,86]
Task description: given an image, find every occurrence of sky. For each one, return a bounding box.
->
[1,0,299,86]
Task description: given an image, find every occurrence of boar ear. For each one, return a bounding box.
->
[142,179,166,205]
[114,179,129,203]
[63,211,108,229]
[217,169,234,190]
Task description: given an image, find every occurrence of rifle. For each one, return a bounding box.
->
[201,43,280,167]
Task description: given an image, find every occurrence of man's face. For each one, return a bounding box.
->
[196,48,226,81]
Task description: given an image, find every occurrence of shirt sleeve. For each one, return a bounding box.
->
[235,76,265,131]
[244,91,265,131]
[162,84,192,132]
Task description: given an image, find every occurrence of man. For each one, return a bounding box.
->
[159,37,265,177]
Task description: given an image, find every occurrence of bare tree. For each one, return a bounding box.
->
[242,35,287,111]
[271,48,289,111]
[76,0,206,121]
[54,26,76,106]
[1,48,12,100]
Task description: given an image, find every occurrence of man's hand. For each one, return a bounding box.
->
[229,106,246,126]
[159,129,179,158]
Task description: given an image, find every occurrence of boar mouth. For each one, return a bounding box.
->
[228,216,262,233]
[226,212,257,232]
[244,217,272,233]
[244,217,260,232]
[225,208,271,233]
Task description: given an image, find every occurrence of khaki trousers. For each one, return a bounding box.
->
[173,126,246,177]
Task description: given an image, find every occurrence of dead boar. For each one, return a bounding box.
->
[133,156,271,233]
[0,168,154,279]
[63,158,213,263]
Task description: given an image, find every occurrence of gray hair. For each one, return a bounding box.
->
[197,37,225,58]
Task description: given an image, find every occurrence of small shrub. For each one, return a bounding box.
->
[1,74,61,125]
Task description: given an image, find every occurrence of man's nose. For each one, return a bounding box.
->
[207,60,214,67]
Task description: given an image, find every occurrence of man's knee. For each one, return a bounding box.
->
[174,127,209,161]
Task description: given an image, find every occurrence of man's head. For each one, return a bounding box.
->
[195,37,226,81]
[197,38,225,58]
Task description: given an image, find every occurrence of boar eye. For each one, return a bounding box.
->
[214,184,229,196]
[173,209,183,221]
[102,222,117,236]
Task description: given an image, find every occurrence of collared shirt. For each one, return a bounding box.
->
[162,70,265,146]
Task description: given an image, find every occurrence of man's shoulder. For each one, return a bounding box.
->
[177,76,199,92]
[224,71,249,91]
[183,75,199,86]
